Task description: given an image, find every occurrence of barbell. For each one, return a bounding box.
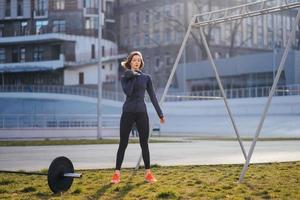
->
[0,156,82,193]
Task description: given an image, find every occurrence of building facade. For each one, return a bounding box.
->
[117,0,300,91]
[0,0,121,86]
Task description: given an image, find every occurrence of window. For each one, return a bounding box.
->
[17,0,23,16]
[164,28,172,44]
[0,24,4,37]
[84,0,97,8]
[211,27,220,44]
[79,72,84,85]
[102,65,105,69]
[36,0,46,14]
[257,17,264,47]
[155,57,160,67]
[144,10,150,24]
[247,18,253,47]
[133,33,140,47]
[53,20,66,33]
[134,12,139,26]
[102,46,105,57]
[5,0,11,17]
[85,17,97,29]
[20,47,25,62]
[0,48,5,63]
[155,11,160,21]
[33,46,43,61]
[105,1,114,19]
[53,0,64,10]
[154,31,160,43]
[35,20,48,34]
[175,31,183,42]
[175,4,181,16]
[225,24,231,45]
[154,57,160,71]
[164,5,171,17]
[20,22,28,35]
[110,64,112,71]
[12,48,18,62]
[144,33,150,46]
[165,53,172,65]
[91,44,95,59]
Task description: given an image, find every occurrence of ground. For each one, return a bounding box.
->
[1,162,300,199]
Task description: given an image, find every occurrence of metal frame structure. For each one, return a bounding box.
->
[135,0,300,179]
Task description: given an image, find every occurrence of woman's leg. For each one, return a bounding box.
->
[135,112,150,169]
[115,112,135,170]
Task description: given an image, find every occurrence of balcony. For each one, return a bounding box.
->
[0,33,76,44]
[0,54,65,73]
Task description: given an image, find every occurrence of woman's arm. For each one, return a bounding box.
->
[121,70,136,96]
[146,75,163,118]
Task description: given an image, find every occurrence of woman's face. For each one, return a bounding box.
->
[130,55,142,71]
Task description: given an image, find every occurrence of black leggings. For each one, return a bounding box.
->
[115,112,150,170]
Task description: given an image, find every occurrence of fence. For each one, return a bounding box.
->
[1,84,300,102]
[165,84,300,101]
[0,114,119,129]
[1,84,300,129]
[0,85,125,101]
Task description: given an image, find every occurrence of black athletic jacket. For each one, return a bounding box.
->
[121,69,164,118]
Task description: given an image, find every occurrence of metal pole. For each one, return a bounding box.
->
[160,16,196,104]
[199,27,247,160]
[97,0,103,139]
[135,16,196,169]
[239,8,300,183]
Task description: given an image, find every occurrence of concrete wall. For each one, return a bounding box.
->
[1,92,300,139]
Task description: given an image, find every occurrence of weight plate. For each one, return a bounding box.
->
[47,156,74,193]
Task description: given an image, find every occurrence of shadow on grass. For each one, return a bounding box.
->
[90,183,113,199]
[89,170,143,199]
[114,170,146,200]
[90,170,142,199]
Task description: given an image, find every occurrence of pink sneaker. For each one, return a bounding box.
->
[111,172,120,184]
[145,171,157,183]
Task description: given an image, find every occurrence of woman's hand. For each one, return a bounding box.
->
[131,69,139,75]
[160,117,165,124]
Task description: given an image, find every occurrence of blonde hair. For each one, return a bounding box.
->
[121,51,144,69]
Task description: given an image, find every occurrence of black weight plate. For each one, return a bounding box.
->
[47,156,74,193]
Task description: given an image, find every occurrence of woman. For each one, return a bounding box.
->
[111,51,165,184]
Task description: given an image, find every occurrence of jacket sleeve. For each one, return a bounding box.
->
[121,70,136,96]
[146,75,164,118]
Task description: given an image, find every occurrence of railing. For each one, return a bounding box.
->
[165,84,300,101]
[0,85,125,101]
[1,84,300,102]
[1,84,300,129]
[0,114,119,129]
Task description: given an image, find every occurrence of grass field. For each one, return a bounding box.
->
[0,162,300,199]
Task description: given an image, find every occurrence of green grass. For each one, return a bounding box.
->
[0,138,178,147]
[1,137,299,147]
[0,162,300,199]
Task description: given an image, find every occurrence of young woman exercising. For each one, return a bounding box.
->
[111,51,165,184]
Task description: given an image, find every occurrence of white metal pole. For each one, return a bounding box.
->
[239,8,300,183]
[160,16,196,104]
[199,27,247,160]
[135,16,196,170]
[97,0,103,139]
